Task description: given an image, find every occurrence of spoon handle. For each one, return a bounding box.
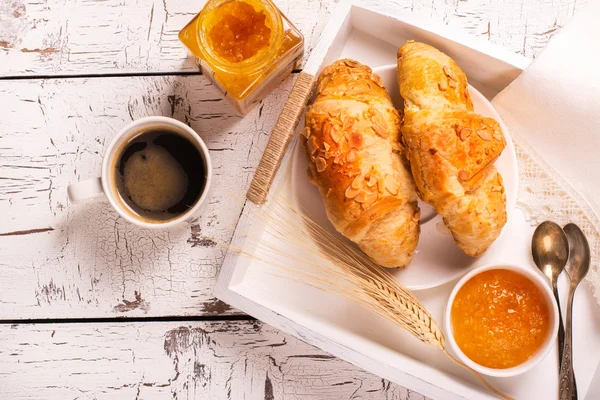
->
[559,288,578,400]
[553,282,566,364]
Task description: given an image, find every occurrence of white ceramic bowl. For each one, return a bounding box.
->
[444,263,559,377]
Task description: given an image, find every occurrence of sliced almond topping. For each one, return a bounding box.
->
[371,73,384,88]
[302,126,311,139]
[354,190,368,203]
[459,128,472,141]
[307,136,318,156]
[342,117,354,133]
[345,185,361,199]
[331,126,344,144]
[371,112,388,138]
[491,185,504,192]
[366,175,378,187]
[351,174,362,190]
[343,59,361,68]
[361,191,378,209]
[372,124,387,138]
[458,170,469,181]
[476,129,492,141]
[370,113,385,127]
[323,142,334,159]
[438,80,447,91]
[485,148,490,155]
[315,156,327,172]
[343,116,354,131]
[443,65,456,81]
[384,175,400,196]
[333,154,342,164]
[378,176,386,194]
[346,149,356,163]
[448,79,458,88]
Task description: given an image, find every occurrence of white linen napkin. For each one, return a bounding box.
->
[492,0,600,302]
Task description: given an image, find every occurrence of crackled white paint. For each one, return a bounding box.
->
[0,0,584,76]
[0,75,291,318]
[0,320,429,400]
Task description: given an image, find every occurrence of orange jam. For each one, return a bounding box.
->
[207,1,271,63]
[179,0,304,113]
[451,269,550,369]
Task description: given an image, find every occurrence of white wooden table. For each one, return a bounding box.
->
[0,0,582,398]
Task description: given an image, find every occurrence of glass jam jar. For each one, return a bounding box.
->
[179,0,304,114]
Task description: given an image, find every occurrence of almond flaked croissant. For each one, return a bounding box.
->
[397,42,507,257]
[304,59,420,268]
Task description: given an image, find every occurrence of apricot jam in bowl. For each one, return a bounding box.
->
[444,263,559,377]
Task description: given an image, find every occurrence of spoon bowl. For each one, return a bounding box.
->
[532,221,570,281]
[564,223,591,283]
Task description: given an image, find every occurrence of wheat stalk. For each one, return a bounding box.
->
[257,195,447,346]
[200,192,513,399]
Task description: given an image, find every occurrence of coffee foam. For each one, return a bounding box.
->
[122,143,189,213]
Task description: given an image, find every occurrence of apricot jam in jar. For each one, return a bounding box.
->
[179,0,304,113]
[451,269,551,369]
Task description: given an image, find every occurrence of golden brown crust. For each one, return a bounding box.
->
[304,59,420,268]
[397,42,507,256]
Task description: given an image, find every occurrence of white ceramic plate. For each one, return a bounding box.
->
[290,64,518,290]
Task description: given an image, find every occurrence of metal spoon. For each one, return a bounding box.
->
[559,223,591,400]
[532,221,570,369]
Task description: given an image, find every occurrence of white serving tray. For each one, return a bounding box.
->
[215,1,600,398]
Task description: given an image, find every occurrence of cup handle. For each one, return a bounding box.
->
[67,177,107,204]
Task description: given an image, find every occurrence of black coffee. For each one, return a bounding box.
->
[114,130,206,222]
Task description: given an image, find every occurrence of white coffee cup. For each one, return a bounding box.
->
[67,116,212,229]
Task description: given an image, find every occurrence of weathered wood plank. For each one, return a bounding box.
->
[0,74,292,318]
[0,320,429,400]
[0,0,583,77]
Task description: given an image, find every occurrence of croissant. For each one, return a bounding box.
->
[397,42,507,257]
[304,59,420,268]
